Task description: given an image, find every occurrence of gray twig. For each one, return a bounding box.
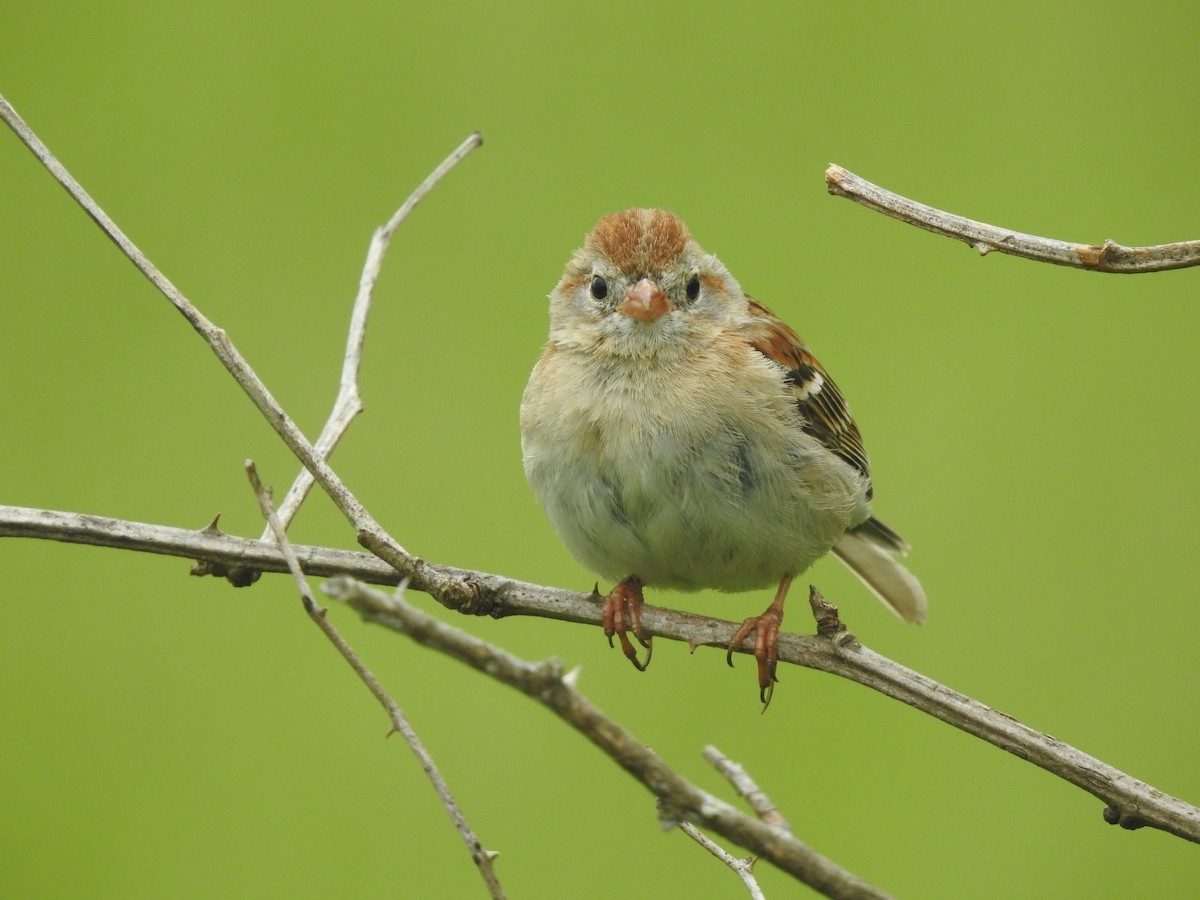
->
[258,133,482,538]
[245,465,505,899]
[826,164,1200,273]
[3,502,1198,846]
[703,745,791,832]
[0,90,474,602]
[5,88,1198,896]
[324,577,887,899]
[676,821,766,900]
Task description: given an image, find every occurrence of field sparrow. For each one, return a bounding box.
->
[520,208,925,704]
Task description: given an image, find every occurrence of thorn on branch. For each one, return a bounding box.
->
[190,514,263,585]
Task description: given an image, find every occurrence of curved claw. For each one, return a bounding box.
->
[728,613,780,708]
[728,575,793,710]
[727,619,753,668]
[760,680,775,711]
[600,576,652,672]
[613,630,653,671]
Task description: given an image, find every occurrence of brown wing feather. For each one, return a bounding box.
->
[744,297,872,489]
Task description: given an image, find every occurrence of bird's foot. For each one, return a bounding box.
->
[598,575,652,671]
[727,574,792,710]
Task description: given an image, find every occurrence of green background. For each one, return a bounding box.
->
[3,2,1198,897]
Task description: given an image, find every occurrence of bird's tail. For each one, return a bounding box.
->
[832,517,927,623]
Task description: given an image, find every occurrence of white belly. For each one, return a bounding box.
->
[521,346,868,592]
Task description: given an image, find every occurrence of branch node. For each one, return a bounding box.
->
[437,577,500,617]
[190,513,264,585]
[531,657,565,680]
[656,796,689,830]
[807,586,858,647]
[189,558,262,587]
[1104,804,1149,830]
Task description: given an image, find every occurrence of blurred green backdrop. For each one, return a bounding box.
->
[3,2,1198,897]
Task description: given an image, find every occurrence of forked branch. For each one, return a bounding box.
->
[3,503,1197,845]
[247,464,505,899]
[4,89,1198,899]
[255,133,483,539]
[323,576,886,899]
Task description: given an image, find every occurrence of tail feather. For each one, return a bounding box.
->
[832,517,927,624]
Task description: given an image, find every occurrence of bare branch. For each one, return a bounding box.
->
[4,502,1199,844]
[679,746,791,896]
[0,505,400,584]
[703,745,791,832]
[0,91,478,606]
[676,821,765,900]
[6,88,1196,893]
[393,570,1200,846]
[825,164,1200,273]
[323,576,888,899]
[260,132,483,537]
[245,465,505,899]
[2,94,506,889]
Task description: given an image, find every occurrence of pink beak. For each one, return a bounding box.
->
[617,278,669,321]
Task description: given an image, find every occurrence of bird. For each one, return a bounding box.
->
[520,208,925,705]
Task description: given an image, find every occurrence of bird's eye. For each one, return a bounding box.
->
[590,275,609,301]
[686,274,701,301]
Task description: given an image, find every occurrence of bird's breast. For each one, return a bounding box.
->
[521,343,866,591]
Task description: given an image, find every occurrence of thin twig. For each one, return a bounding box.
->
[676,821,765,900]
[825,164,1200,273]
[0,91,476,605]
[3,502,1199,844]
[2,94,885,896]
[703,746,791,832]
[6,89,1197,890]
[259,132,483,538]
[245,464,506,900]
[0,505,402,584]
[323,576,887,899]
[254,288,365,539]
[0,94,365,530]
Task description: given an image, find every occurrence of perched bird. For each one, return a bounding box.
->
[520,209,925,704]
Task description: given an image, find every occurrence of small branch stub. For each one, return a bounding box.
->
[808,586,856,646]
[1104,805,1148,831]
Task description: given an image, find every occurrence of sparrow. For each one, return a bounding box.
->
[520,208,925,704]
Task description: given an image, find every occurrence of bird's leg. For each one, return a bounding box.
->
[727,573,793,709]
[598,575,652,671]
